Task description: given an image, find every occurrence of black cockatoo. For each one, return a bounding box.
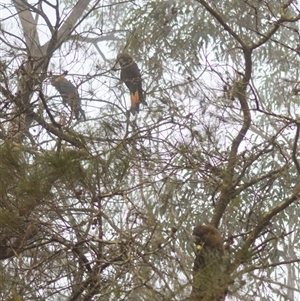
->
[117,53,147,115]
[191,224,228,301]
[50,71,86,121]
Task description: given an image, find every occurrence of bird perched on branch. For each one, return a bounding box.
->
[191,224,228,301]
[50,71,86,121]
[117,53,147,115]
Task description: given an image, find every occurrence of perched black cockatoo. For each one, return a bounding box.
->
[117,53,147,115]
[50,71,86,121]
[191,224,228,301]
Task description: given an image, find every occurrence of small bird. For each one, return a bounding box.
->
[193,224,224,252]
[50,71,86,121]
[191,224,228,301]
[117,53,147,115]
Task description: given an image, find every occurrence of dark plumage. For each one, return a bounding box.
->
[117,53,147,115]
[191,225,228,301]
[193,224,224,251]
[51,72,86,121]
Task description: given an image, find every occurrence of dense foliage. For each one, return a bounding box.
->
[0,0,300,300]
